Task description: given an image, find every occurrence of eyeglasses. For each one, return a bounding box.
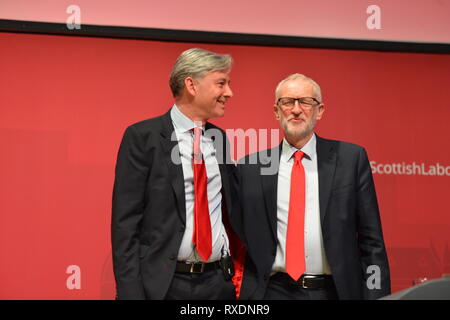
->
[277,97,321,110]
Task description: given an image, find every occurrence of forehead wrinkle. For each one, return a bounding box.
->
[280,80,315,98]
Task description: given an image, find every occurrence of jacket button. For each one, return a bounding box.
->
[170,255,176,260]
[179,227,185,232]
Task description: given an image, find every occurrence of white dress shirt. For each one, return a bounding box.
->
[170,105,229,262]
[272,134,331,275]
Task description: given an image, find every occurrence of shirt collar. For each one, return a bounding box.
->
[282,133,317,162]
[170,104,204,133]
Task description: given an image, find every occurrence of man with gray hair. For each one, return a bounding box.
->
[236,73,390,299]
[112,48,244,300]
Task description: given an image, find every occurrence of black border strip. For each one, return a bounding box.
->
[1,19,450,54]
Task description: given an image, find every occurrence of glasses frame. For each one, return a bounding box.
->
[276,97,321,110]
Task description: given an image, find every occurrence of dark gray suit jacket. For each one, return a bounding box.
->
[236,135,390,299]
[111,110,239,299]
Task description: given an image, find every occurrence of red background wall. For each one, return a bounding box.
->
[0,32,449,299]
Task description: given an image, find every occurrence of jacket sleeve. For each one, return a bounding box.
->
[356,147,391,299]
[111,125,150,300]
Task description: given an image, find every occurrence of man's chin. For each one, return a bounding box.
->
[213,107,225,118]
[285,127,310,140]
[214,111,225,118]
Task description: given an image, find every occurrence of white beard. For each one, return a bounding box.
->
[281,117,316,142]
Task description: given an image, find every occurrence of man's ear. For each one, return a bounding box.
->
[316,103,325,120]
[184,77,197,96]
[274,104,280,120]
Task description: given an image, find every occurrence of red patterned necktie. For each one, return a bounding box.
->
[286,151,306,281]
[192,127,212,261]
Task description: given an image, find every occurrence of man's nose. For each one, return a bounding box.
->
[224,84,233,98]
[291,101,302,114]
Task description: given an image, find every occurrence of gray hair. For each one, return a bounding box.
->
[274,73,322,103]
[169,48,233,97]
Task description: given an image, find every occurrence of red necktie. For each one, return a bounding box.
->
[286,151,306,281]
[192,127,212,261]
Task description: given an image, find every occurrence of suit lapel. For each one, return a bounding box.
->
[316,136,337,223]
[206,123,232,218]
[257,137,336,242]
[260,145,282,242]
[160,110,187,225]
[218,163,233,222]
